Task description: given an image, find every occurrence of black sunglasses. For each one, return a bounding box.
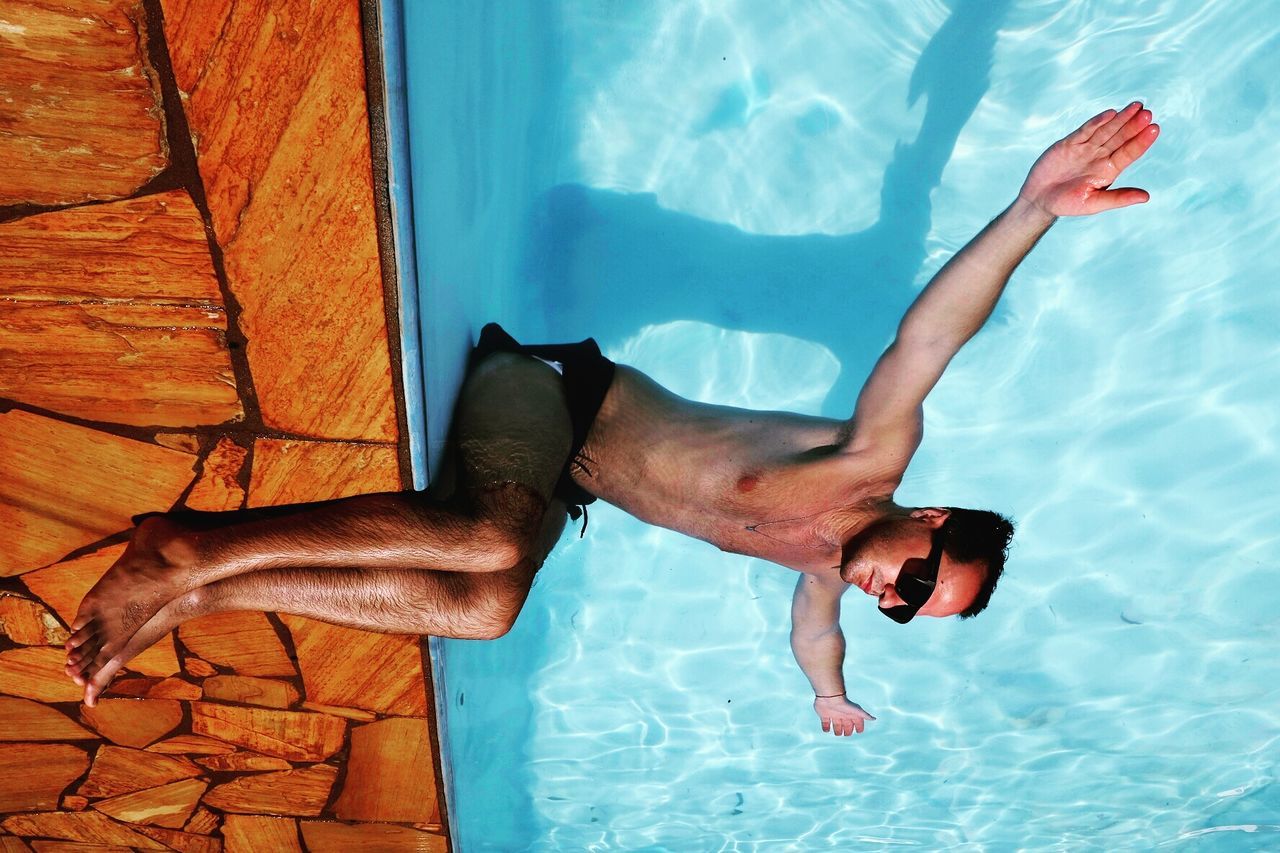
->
[880,519,951,624]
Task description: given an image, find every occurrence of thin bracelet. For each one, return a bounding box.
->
[816,691,845,699]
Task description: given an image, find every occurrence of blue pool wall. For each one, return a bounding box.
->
[397,1,570,844]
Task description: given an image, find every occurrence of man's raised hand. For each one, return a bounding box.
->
[1018,101,1160,218]
[814,695,876,736]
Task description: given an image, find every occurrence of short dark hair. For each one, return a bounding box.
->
[943,507,1014,619]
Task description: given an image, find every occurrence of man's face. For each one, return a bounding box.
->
[839,511,985,619]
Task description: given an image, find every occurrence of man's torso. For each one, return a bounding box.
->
[572,365,898,575]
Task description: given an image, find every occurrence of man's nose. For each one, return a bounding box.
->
[878,583,907,609]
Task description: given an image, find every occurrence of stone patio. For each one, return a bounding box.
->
[0,0,448,849]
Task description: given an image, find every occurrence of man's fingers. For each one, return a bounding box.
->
[1104,109,1154,156]
[821,718,830,733]
[1071,108,1117,143]
[1095,102,1144,150]
[1110,123,1160,173]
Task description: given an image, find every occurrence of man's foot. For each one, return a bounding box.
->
[63,515,200,702]
[64,584,208,706]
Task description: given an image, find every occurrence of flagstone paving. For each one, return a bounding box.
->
[0,0,449,848]
[0,190,242,427]
[0,0,168,207]
[160,0,398,443]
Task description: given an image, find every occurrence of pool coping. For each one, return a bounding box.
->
[361,0,456,847]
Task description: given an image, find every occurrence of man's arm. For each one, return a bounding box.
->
[790,573,876,736]
[845,103,1159,474]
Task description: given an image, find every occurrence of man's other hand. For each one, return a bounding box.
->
[1018,101,1160,217]
[814,695,876,736]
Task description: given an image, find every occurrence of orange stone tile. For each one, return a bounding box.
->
[331,717,435,823]
[0,743,90,812]
[0,0,167,206]
[0,647,85,703]
[78,699,184,749]
[0,413,197,576]
[296,701,376,722]
[0,302,239,429]
[184,438,247,511]
[20,544,180,678]
[277,614,427,717]
[0,592,68,646]
[103,675,162,698]
[201,764,337,817]
[0,697,97,742]
[247,439,401,507]
[299,822,448,853]
[145,735,235,757]
[188,702,345,762]
[177,612,295,677]
[0,192,218,304]
[61,795,89,811]
[144,676,202,701]
[159,0,396,442]
[0,192,242,428]
[130,824,222,853]
[0,811,166,849]
[218,814,301,853]
[154,433,201,454]
[183,806,220,835]
[91,778,207,829]
[183,658,217,678]
[201,675,298,710]
[193,752,291,773]
[76,745,202,799]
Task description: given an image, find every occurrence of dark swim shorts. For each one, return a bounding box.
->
[469,323,616,536]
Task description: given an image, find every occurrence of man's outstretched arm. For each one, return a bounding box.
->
[845,102,1160,472]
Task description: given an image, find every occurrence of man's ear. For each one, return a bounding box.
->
[910,507,951,526]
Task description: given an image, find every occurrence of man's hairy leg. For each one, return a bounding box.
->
[66,560,538,705]
[66,492,569,705]
[64,486,545,700]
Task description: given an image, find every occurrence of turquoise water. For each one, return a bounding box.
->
[401,1,1280,849]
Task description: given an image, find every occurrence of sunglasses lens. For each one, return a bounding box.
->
[882,604,915,624]
[895,572,934,608]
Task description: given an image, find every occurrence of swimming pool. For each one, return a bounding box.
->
[391,1,1280,848]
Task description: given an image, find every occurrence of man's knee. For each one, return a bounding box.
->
[467,560,538,639]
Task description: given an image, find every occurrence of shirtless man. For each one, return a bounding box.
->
[64,104,1160,731]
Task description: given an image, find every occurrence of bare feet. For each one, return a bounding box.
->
[64,583,208,706]
[63,514,201,705]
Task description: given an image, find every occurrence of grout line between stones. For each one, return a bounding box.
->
[139,0,265,437]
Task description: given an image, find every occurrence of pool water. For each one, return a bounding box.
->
[397,1,1280,848]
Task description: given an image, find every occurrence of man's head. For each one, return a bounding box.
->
[839,506,1014,622]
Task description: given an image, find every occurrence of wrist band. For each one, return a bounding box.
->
[816,691,845,699]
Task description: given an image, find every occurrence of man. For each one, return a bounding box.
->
[64,104,1160,730]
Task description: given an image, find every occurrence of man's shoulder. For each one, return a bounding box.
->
[795,566,852,596]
